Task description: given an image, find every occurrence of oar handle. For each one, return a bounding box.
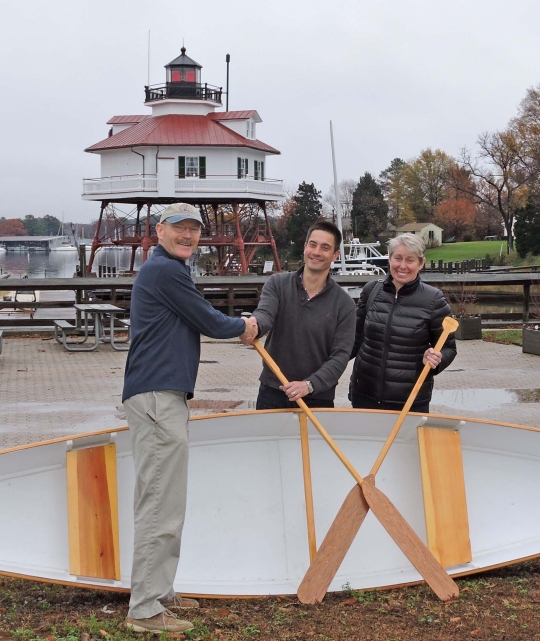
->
[252,339,365,485]
[369,316,459,476]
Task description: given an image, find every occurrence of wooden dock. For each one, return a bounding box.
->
[0,272,538,329]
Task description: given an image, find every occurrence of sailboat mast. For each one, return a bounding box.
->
[329,121,347,273]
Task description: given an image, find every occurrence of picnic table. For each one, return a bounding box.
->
[54,303,130,352]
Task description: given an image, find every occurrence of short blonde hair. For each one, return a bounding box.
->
[388,233,426,260]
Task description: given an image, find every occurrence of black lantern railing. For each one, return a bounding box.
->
[145,83,222,104]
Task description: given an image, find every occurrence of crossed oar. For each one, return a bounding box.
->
[252,316,459,603]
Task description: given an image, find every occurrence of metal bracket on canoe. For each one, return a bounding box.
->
[65,431,117,452]
[73,575,123,587]
[421,417,466,432]
[399,416,428,442]
[446,562,476,572]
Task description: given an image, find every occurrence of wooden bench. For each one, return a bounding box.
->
[54,320,99,352]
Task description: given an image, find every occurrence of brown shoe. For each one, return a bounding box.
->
[125,609,194,633]
[162,593,200,609]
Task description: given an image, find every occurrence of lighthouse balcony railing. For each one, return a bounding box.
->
[174,176,284,197]
[145,83,222,104]
[82,174,283,198]
[82,175,158,195]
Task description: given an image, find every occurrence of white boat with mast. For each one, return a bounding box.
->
[328,123,388,277]
[50,217,79,252]
[331,238,388,275]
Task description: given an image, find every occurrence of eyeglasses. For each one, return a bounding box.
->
[164,222,202,234]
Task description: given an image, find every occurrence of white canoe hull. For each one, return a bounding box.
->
[1,409,540,595]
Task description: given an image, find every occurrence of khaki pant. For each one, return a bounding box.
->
[124,390,190,619]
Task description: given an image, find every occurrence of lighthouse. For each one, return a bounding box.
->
[82,47,283,275]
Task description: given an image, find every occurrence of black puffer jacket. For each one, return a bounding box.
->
[350,275,457,407]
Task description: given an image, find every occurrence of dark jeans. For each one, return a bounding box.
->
[256,383,334,410]
[350,390,430,414]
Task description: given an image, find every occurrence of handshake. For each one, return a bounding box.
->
[240,315,258,345]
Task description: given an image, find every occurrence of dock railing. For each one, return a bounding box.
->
[0,273,539,328]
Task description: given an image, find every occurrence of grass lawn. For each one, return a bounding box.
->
[425,240,507,262]
[482,329,522,346]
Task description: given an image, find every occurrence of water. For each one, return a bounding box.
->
[432,388,540,412]
[0,247,145,280]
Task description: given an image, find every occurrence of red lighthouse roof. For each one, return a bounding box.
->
[85,114,280,154]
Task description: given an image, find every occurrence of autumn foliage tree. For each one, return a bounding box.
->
[402,149,455,222]
[0,218,27,236]
[379,158,413,227]
[434,168,478,240]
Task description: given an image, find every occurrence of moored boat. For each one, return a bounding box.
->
[1,408,539,596]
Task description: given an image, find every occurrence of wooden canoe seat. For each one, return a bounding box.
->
[418,422,472,568]
[66,443,120,580]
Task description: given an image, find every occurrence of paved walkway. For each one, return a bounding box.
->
[0,335,539,450]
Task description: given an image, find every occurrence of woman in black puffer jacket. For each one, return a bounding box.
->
[350,233,457,412]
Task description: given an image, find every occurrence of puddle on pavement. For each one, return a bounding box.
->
[431,388,540,412]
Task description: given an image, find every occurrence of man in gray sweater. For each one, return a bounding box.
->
[253,220,356,408]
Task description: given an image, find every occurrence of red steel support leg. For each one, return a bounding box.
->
[234,203,248,275]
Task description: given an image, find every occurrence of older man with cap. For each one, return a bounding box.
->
[123,203,258,634]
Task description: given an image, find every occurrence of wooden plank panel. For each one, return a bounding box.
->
[67,444,120,579]
[418,427,471,568]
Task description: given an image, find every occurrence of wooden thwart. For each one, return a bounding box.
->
[67,444,120,580]
[418,426,471,568]
[299,413,317,562]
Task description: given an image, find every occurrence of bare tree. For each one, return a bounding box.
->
[323,179,356,239]
[457,129,531,252]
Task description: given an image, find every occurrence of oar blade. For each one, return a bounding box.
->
[362,475,459,601]
[297,484,369,604]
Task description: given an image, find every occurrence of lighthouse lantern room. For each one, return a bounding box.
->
[83,47,283,275]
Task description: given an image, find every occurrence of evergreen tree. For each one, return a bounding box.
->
[20,214,61,236]
[515,196,540,258]
[286,182,323,258]
[351,172,389,240]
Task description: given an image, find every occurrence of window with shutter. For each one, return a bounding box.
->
[178,156,186,179]
[237,158,249,178]
[199,156,206,179]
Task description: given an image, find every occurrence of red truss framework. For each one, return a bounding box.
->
[86,200,281,276]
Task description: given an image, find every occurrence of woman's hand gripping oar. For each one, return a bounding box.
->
[296,316,459,604]
[251,336,459,604]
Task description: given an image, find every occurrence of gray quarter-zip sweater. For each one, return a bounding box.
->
[253,267,356,400]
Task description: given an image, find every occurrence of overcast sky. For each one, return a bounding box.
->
[1,0,539,223]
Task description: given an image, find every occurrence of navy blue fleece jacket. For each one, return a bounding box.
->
[122,244,245,402]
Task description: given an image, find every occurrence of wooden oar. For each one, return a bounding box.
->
[296,316,459,603]
[252,339,459,603]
